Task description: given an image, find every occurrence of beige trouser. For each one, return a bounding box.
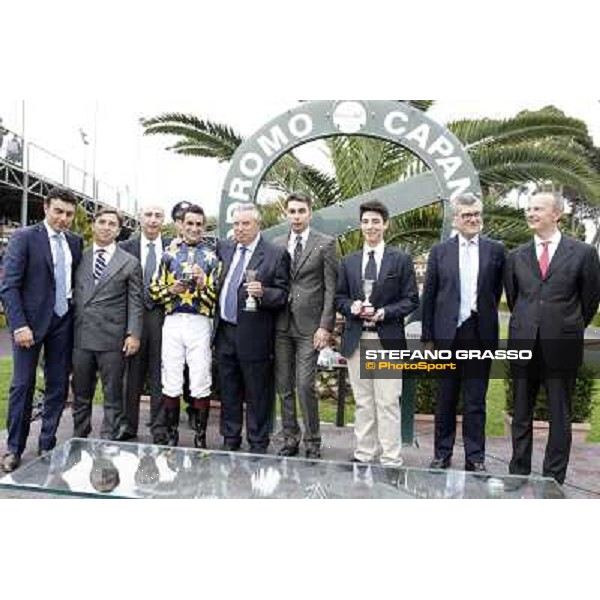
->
[347,332,403,466]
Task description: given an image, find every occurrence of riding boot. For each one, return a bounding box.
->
[163,395,180,447]
[193,398,210,449]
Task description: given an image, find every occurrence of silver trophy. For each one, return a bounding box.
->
[361,279,376,319]
[244,269,258,312]
[180,248,196,287]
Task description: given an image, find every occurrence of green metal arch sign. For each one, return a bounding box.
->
[219,100,480,240]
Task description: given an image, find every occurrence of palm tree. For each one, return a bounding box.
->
[141,103,600,254]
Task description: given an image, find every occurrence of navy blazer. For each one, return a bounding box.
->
[119,234,171,261]
[215,236,290,361]
[421,235,505,350]
[0,223,84,340]
[335,247,419,358]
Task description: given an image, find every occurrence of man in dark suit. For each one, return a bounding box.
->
[421,193,505,472]
[118,204,169,444]
[1,187,83,472]
[214,204,290,454]
[273,193,338,459]
[505,192,600,484]
[72,208,144,440]
[336,200,419,466]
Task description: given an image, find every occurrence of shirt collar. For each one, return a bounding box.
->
[363,240,385,257]
[44,220,65,239]
[238,233,261,254]
[291,227,310,245]
[141,232,162,248]
[458,233,479,247]
[93,242,116,256]
[534,229,561,247]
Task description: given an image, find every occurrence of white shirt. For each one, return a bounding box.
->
[140,233,162,278]
[458,233,479,322]
[220,234,261,321]
[93,242,117,271]
[534,229,562,263]
[287,227,310,256]
[44,220,73,300]
[362,241,385,279]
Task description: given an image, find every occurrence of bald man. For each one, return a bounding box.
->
[118,204,171,444]
[505,192,600,485]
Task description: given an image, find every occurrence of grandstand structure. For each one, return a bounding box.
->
[0,127,139,249]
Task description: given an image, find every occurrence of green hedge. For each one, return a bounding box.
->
[504,362,597,423]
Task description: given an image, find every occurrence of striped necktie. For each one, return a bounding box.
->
[94,249,107,283]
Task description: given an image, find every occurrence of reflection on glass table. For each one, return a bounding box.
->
[0,439,565,499]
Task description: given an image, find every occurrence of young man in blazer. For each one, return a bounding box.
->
[214,204,290,454]
[273,193,338,459]
[118,204,169,444]
[505,192,600,484]
[71,209,144,440]
[1,187,83,472]
[336,200,419,466]
[421,193,505,472]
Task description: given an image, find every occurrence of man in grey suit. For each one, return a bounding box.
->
[274,193,338,459]
[72,208,144,440]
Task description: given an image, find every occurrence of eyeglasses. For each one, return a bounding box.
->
[459,212,482,221]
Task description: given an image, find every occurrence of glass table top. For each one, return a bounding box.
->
[0,439,565,499]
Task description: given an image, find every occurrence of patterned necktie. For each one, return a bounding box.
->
[459,240,477,326]
[364,250,377,281]
[223,246,248,324]
[53,234,68,317]
[94,249,107,283]
[293,235,303,271]
[539,241,550,279]
[144,242,157,308]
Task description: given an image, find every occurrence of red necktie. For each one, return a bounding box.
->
[539,241,550,279]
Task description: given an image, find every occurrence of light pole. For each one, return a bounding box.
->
[79,127,90,197]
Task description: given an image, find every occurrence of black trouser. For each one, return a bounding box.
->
[215,323,275,451]
[434,315,491,464]
[509,338,576,485]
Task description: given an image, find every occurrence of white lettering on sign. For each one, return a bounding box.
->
[383,111,409,135]
[257,125,289,158]
[229,178,252,202]
[240,153,264,178]
[289,114,313,138]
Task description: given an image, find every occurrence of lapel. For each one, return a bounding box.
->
[524,240,542,280]
[80,250,96,304]
[294,231,318,277]
[444,236,461,298]
[35,223,54,275]
[376,247,394,283]
[544,236,572,281]
[477,236,490,295]
[219,241,237,287]
[348,252,364,296]
[92,247,127,297]
[247,237,266,273]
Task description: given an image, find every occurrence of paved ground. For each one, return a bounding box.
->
[1,401,599,498]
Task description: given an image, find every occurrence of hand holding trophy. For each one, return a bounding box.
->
[244,269,259,312]
[360,279,376,319]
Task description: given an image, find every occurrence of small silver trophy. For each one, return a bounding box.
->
[180,248,196,287]
[244,269,258,312]
[361,279,376,320]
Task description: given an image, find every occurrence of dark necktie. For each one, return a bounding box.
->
[94,249,107,283]
[293,235,303,271]
[364,250,377,281]
[539,241,550,279]
[223,246,248,324]
[144,242,157,308]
